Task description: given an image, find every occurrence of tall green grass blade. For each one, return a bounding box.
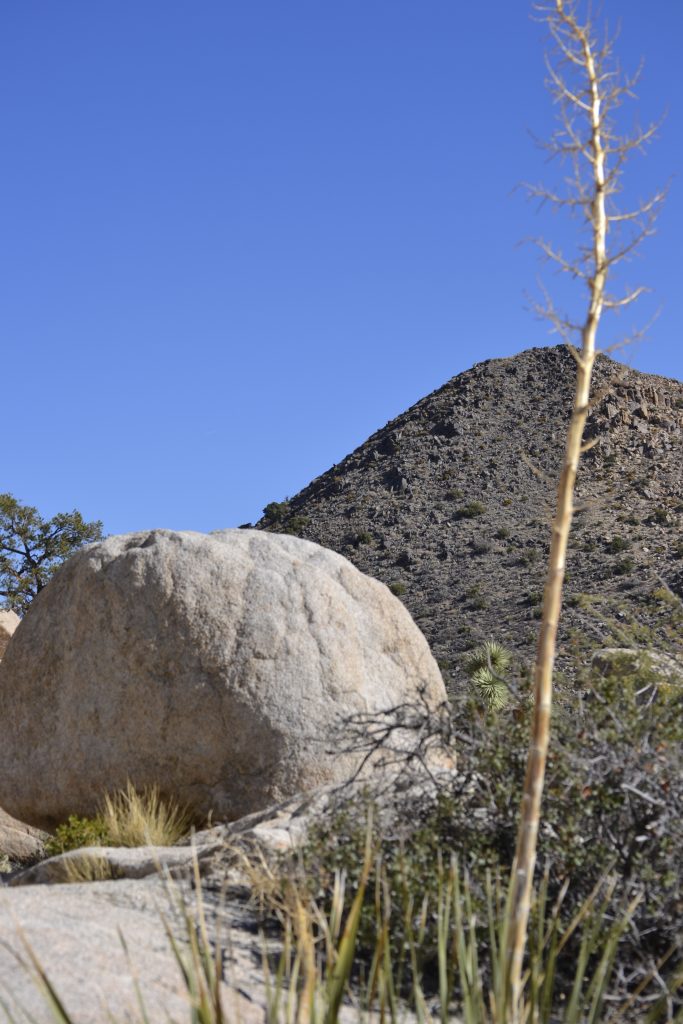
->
[323,817,373,1024]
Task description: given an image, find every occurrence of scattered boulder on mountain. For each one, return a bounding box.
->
[591,647,683,689]
[0,529,447,831]
[0,609,19,660]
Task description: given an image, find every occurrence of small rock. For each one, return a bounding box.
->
[0,609,20,660]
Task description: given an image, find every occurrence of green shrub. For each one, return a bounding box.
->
[262,500,290,524]
[281,515,309,536]
[611,556,635,576]
[288,647,683,1014]
[456,501,487,519]
[517,547,539,566]
[464,585,488,611]
[353,530,373,546]
[649,507,673,526]
[606,536,630,553]
[44,784,192,857]
[388,581,406,597]
[44,814,110,857]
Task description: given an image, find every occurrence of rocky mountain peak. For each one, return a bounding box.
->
[258,345,683,692]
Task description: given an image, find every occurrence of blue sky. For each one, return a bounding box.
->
[2,1,681,536]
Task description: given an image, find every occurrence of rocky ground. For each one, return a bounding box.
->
[256,345,683,691]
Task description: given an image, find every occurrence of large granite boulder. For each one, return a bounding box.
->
[0,609,19,660]
[0,529,447,830]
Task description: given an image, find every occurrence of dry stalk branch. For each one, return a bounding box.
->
[504,1,664,1020]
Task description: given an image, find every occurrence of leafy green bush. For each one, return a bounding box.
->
[650,507,671,526]
[353,530,373,546]
[281,515,309,536]
[44,785,191,857]
[44,814,110,857]
[456,501,487,519]
[388,581,406,597]
[288,647,683,1015]
[262,501,290,524]
[464,585,488,611]
[611,555,635,576]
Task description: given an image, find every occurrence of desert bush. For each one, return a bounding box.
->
[277,647,683,1017]
[353,530,373,546]
[44,783,191,856]
[281,515,309,536]
[388,581,406,597]
[609,556,635,577]
[44,814,110,857]
[456,501,487,519]
[262,500,290,524]
[650,508,671,526]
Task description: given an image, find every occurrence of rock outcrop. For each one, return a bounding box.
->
[0,875,267,1024]
[0,807,45,865]
[0,609,19,660]
[0,529,447,830]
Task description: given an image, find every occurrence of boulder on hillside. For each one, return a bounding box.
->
[0,807,46,865]
[591,647,683,688]
[0,609,20,660]
[0,529,448,830]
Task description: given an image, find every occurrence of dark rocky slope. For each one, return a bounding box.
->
[257,345,683,692]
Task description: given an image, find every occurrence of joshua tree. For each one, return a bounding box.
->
[504,2,665,1017]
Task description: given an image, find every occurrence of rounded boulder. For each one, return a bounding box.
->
[0,529,447,829]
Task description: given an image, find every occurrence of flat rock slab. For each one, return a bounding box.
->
[7,841,221,887]
[0,876,268,1023]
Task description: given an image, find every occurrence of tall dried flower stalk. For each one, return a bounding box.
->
[504,1,665,1018]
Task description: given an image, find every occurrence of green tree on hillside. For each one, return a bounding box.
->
[0,493,103,615]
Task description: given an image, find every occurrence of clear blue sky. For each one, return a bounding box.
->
[2,2,681,536]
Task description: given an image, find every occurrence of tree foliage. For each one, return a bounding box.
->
[0,493,103,615]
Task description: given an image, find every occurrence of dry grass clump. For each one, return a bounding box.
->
[62,852,114,884]
[44,781,192,858]
[100,781,192,848]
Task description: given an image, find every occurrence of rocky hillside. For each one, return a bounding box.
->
[257,345,683,693]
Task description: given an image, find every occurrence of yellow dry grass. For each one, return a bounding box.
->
[100,781,191,847]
